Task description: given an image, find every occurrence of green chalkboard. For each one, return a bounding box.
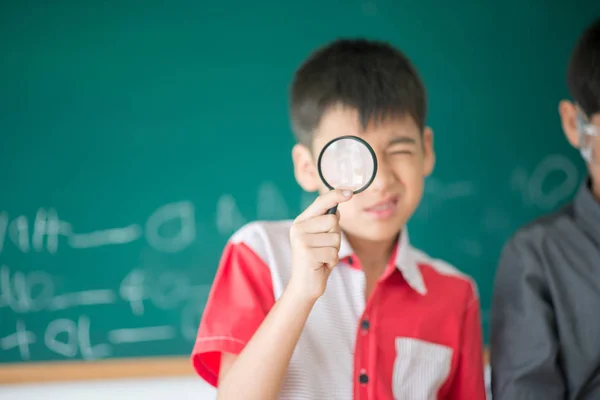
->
[1,1,598,364]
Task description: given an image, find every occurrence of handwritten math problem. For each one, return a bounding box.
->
[0,199,212,363]
[1,263,211,362]
[0,201,196,255]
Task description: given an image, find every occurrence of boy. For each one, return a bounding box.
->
[491,17,600,399]
[192,38,486,399]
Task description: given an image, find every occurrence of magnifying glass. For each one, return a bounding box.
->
[317,135,378,215]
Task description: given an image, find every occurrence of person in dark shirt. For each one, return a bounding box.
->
[491,17,600,400]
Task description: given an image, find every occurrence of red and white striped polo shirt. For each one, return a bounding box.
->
[192,220,486,399]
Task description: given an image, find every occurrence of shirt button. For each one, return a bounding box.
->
[347,256,354,266]
[359,373,369,384]
[361,320,370,330]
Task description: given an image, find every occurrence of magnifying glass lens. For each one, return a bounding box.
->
[317,136,378,214]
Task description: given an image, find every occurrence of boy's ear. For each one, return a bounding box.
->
[292,143,320,192]
[559,100,580,148]
[422,126,436,177]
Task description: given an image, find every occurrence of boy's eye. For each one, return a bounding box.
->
[388,150,413,156]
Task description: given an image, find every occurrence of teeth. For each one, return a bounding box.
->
[371,202,391,211]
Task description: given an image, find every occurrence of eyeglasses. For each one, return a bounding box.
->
[576,106,600,165]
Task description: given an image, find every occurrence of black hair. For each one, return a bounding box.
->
[567,17,600,117]
[289,38,427,146]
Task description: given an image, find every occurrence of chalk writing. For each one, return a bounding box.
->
[32,208,70,254]
[119,269,147,316]
[411,178,477,221]
[424,178,476,200]
[49,289,116,311]
[9,215,30,253]
[145,201,196,253]
[0,201,195,254]
[108,326,176,344]
[1,318,184,361]
[216,194,246,237]
[151,271,190,310]
[181,285,211,341]
[0,265,120,314]
[1,320,36,360]
[511,154,579,210]
[44,316,111,360]
[510,167,530,205]
[119,269,191,316]
[528,155,579,209]
[257,181,289,220]
[0,265,55,313]
[44,319,75,357]
[70,225,142,249]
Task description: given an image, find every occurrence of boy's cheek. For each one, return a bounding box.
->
[396,168,425,195]
[337,201,363,220]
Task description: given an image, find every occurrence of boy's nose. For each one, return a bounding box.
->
[370,159,396,191]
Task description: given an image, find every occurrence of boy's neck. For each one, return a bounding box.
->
[345,232,398,274]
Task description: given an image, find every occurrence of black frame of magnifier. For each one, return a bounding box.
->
[316,135,378,195]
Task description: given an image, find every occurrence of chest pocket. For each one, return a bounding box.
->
[392,337,453,400]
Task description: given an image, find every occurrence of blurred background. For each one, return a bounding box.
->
[1,1,599,398]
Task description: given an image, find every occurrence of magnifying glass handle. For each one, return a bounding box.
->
[326,205,338,215]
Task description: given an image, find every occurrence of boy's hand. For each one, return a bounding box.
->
[288,189,353,302]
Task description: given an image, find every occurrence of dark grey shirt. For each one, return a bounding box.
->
[491,178,600,400]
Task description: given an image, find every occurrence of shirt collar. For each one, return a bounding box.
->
[339,228,427,296]
[574,176,600,240]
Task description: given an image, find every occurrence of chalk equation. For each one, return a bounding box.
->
[0,180,308,253]
[412,154,582,260]
[0,201,196,254]
[215,180,298,236]
[424,178,477,200]
[511,154,580,210]
[0,265,209,315]
[0,264,211,361]
[1,316,185,361]
[412,177,477,221]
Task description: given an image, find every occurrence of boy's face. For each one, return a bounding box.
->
[559,100,600,198]
[292,105,435,242]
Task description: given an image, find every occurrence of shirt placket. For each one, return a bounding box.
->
[350,250,396,400]
[354,287,380,400]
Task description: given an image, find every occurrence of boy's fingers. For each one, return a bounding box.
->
[330,212,341,233]
[310,246,340,267]
[295,190,353,223]
[301,232,341,248]
[296,214,339,234]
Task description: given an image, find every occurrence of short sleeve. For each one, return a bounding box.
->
[490,235,564,399]
[191,240,275,386]
[446,289,486,399]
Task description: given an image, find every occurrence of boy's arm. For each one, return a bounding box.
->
[194,190,351,400]
[217,353,236,384]
[446,289,487,399]
[216,285,316,400]
[215,190,351,399]
[490,237,565,399]
[193,241,314,400]
[191,240,276,386]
